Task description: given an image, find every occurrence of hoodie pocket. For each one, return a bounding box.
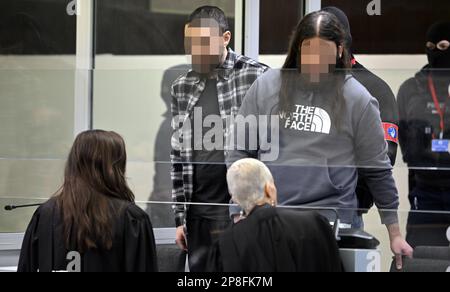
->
[267,157,344,206]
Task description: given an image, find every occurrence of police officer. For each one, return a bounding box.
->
[398,21,450,247]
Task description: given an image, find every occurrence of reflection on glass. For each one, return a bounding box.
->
[170,5,268,272]
[0,0,76,55]
[1,0,450,274]
[398,21,450,248]
[259,0,304,54]
[0,0,76,233]
[320,0,450,54]
[147,65,190,228]
[96,0,235,55]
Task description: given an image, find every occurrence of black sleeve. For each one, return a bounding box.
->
[205,241,224,272]
[397,81,419,192]
[397,80,411,163]
[387,142,398,166]
[354,99,399,225]
[123,205,158,272]
[17,210,40,272]
[353,67,399,164]
[370,77,399,165]
[377,81,399,125]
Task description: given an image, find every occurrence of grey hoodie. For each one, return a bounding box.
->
[227,70,399,225]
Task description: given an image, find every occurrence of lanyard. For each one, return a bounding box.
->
[428,74,450,139]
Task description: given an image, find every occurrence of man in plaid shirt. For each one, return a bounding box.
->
[171,6,268,271]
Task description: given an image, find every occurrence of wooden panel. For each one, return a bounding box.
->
[260,0,303,54]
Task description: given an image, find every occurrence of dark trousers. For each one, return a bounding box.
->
[407,187,450,248]
[186,217,230,272]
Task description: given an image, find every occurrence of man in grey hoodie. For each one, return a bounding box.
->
[228,11,413,270]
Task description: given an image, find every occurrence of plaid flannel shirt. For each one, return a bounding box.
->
[170,49,268,227]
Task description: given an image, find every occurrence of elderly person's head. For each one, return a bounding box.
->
[227,159,277,215]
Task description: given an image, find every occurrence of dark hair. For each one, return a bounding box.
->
[280,11,351,125]
[321,7,353,48]
[56,130,135,252]
[283,11,350,71]
[187,6,230,33]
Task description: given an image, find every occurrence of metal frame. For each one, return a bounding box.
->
[244,0,260,60]
[0,234,23,251]
[72,0,316,134]
[154,228,177,245]
[0,230,175,250]
[305,0,322,14]
[243,0,313,59]
[234,0,244,55]
[0,233,23,270]
[74,0,95,136]
[0,231,177,271]
[0,0,319,252]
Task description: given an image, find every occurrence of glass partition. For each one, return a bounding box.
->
[2,198,449,272]
[93,0,237,228]
[0,0,76,233]
[1,0,450,273]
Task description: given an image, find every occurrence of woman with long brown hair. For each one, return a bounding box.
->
[18,130,158,272]
[228,11,413,269]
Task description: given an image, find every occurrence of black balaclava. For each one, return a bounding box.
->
[322,7,353,50]
[426,21,450,69]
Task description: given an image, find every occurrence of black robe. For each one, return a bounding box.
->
[207,206,342,272]
[18,198,158,272]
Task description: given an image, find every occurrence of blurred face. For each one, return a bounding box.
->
[300,37,343,83]
[185,18,231,74]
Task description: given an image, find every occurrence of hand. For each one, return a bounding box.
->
[391,236,413,270]
[176,226,188,251]
[388,224,413,270]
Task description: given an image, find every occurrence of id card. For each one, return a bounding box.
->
[432,139,450,153]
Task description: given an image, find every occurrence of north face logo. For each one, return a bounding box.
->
[281,105,331,135]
